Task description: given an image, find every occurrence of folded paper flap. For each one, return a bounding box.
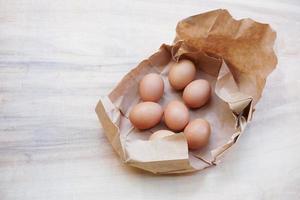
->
[175,9,277,104]
[96,98,125,160]
[215,60,253,113]
[125,133,189,163]
[125,133,194,174]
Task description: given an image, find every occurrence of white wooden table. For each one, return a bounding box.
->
[0,0,300,199]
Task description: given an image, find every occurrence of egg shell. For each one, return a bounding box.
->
[164,100,189,131]
[184,118,211,150]
[139,73,164,102]
[183,79,211,108]
[129,102,163,130]
[149,130,175,141]
[168,59,196,90]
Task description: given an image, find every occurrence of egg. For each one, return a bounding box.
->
[168,59,196,90]
[164,100,189,131]
[183,79,211,108]
[129,102,163,130]
[183,118,211,150]
[149,130,175,141]
[139,73,164,102]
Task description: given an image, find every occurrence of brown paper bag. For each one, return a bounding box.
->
[95,9,277,174]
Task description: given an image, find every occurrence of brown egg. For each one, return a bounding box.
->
[139,73,164,102]
[183,79,211,108]
[164,100,189,131]
[184,118,211,150]
[168,59,196,90]
[129,102,163,130]
[149,130,175,141]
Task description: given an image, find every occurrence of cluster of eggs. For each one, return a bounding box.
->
[129,60,211,150]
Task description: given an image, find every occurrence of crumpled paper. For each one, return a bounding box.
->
[95,9,277,174]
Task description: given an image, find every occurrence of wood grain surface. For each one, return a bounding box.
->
[0,0,300,199]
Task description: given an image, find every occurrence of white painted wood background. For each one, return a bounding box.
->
[0,0,299,199]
